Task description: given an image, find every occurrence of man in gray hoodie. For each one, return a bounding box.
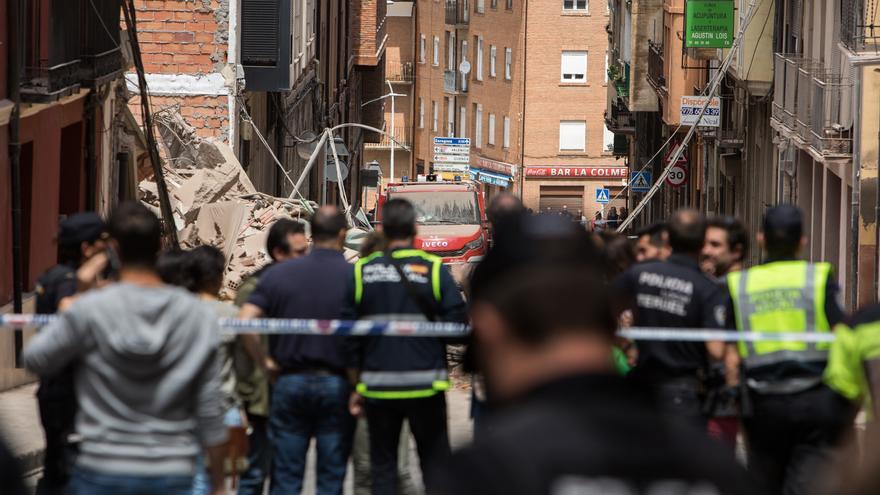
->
[24,202,229,495]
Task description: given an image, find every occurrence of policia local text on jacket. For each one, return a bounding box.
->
[725,257,854,495]
[343,248,467,494]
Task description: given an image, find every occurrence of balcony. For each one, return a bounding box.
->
[81,0,124,86]
[445,0,470,26]
[646,40,666,96]
[364,126,412,150]
[22,0,84,102]
[809,72,853,157]
[841,0,880,52]
[605,97,634,135]
[607,55,630,100]
[387,62,414,83]
[444,69,468,94]
[771,53,853,159]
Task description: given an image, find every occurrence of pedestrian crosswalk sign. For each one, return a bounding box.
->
[595,188,610,204]
[630,171,652,193]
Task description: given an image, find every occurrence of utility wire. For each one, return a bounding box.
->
[617,0,765,232]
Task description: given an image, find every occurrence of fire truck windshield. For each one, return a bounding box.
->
[389,191,480,225]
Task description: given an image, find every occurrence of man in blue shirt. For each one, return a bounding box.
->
[239,206,354,495]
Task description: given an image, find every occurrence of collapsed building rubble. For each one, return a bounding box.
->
[138,110,319,297]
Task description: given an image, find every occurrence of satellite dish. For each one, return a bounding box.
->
[296,131,320,160]
[325,161,350,182]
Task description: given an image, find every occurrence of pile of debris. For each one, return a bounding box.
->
[138,110,316,297]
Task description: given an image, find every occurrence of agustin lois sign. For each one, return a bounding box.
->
[685,0,734,48]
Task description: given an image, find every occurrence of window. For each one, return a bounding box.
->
[604,50,609,83]
[419,98,425,128]
[491,0,497,7]
[475,103,483,148]
[475,36,484,81]
[603,123,614,152]
[506,0,512,9]
[447,98,455,136]
[432,100,438,132]
[490,45,497,77]
[488,113,496,145]
[432,36,440,66]
[461,39,468,63]
[447,32,456,70]
[563,0,587,11]
[476,0,485,13]
[460,106,468,137]
[503,116,510,148]
[461,39,469,91]
[561,51,587,82]
[504,48,512,80]
[559,121,586,151]
[419,34,426,64]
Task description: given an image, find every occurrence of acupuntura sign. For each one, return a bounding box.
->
[685,0,734,49]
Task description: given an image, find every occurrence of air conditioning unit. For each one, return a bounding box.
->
[241,0,293,91]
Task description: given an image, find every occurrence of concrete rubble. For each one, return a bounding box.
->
[139,110,318,297]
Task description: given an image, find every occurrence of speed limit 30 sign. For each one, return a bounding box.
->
[665,160,688,188]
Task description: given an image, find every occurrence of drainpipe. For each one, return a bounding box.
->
[850,70,861,309]
[518,0,528,199]
[84,90,98,210]
[8,0,24,367]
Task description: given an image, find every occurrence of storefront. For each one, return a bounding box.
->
[469,156,517,199]
[523,166,629,219]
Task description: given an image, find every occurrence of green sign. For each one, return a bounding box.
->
[685,0,734,48]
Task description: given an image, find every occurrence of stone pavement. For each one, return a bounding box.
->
[0,382,43,477]
[0,381,473,495]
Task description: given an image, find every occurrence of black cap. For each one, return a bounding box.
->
[58,212,106,247]
[762,205,803,247]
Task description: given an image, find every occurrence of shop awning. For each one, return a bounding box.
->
[469,168,511,188]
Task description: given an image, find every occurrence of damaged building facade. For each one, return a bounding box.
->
[129,0,387,204]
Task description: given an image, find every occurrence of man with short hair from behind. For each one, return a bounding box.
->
[429,214,756,495]
[239,207,355,495]
[24,201,228,495]
[634,221,671,262]
[234,218,308,495]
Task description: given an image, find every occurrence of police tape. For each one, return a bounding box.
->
[0,314,839,342]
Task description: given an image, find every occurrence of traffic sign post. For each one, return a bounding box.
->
[666,160,689,188]
[432,137,471,174]
[595,188,611,204]
[630,171,652,193]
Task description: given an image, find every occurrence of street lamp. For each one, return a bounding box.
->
[362,80,406,182]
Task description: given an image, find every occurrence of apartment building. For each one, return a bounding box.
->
[412,0,621,214]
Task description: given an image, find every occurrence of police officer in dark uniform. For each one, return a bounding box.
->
[429,213,757,495]
[344,198,467,495]
[613,209,727,425]
[34,212,106,495]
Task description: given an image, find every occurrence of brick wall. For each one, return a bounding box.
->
[130,94,229,139]
[127,0,233,142]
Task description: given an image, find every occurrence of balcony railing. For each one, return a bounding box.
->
[605,98,634,134]
[646,40,666,96]
[841,0,880,51]
[22,0,84,101]
[809,71,853,157]
[387,62,414,83]
[444,69,468,94]
[607,54,630,100]
[795,60,826,143]
[365,126,412,149]
[718,96,743,149]
[445,0,470,26]
[81,0,124,86]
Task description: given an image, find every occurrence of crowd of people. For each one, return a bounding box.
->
[9,194,880,495]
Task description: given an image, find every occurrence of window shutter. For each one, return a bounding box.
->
[559,121,586,150]
[241,0,280,66]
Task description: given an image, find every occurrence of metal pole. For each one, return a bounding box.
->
[388,80,396,181]
[8,0,24,366]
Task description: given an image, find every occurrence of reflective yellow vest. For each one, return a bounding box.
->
[728,260,832,394]
[824,321,880,416]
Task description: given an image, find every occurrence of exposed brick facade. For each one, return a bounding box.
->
[127,0,232,142]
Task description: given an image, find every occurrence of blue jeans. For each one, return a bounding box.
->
[69,468,193,495]
[269,374,354,495]
[237,414,271,495]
